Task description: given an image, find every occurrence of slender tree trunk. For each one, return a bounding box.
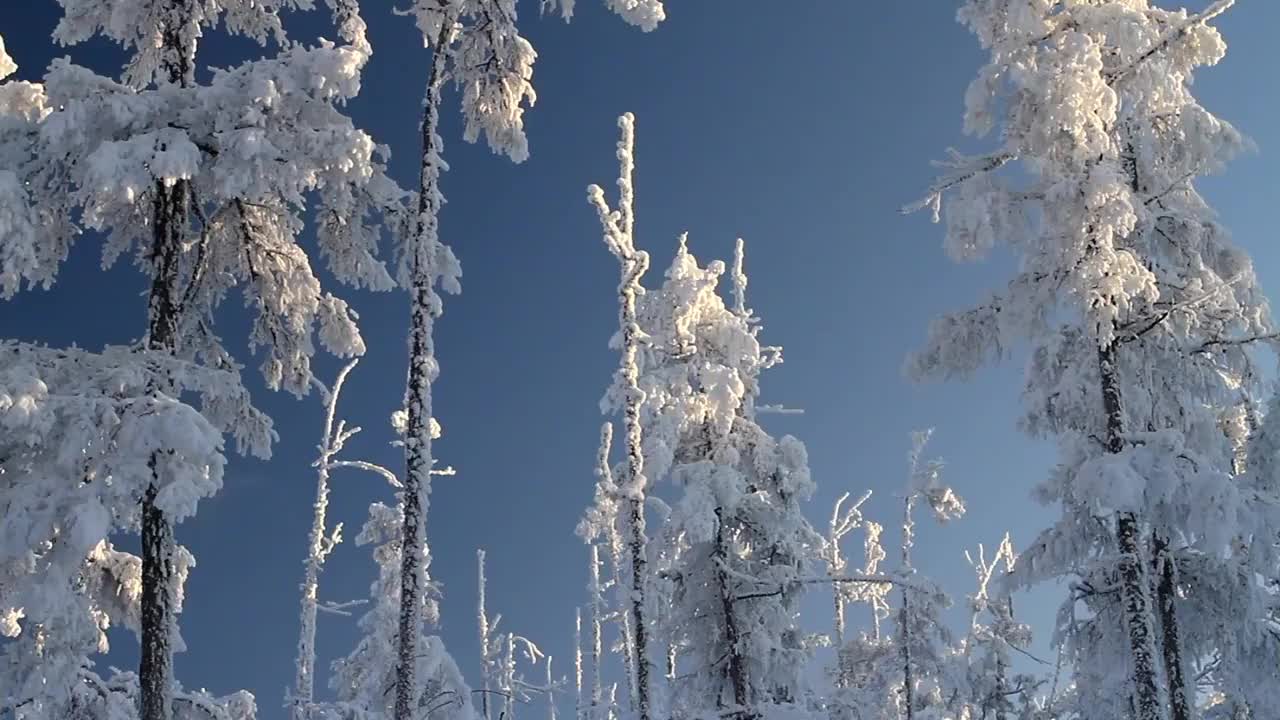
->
[293,459,331,720]
[609,114,653,720]
[588,545,604,719]
[832,547,849,690]
[575,608,584,720]
[616,556,638,711]
[993,622,1008,720]
[141,6,195,714]
[293,365,353,720]
[395,22,452,720]
[1153,536,1190,720]
[1099,343,1166,720]
[479,550,493,720]
[899,495,916,720]
[626,496,652,720]
[547,657,558,720]
[713,508,751,719]
[900,595,913,720]
[504,634,517,720]
[140,481,176,720]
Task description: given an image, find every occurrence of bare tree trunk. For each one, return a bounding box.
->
[395,21,452,720]
[1100,343,1166,720]
[479,550,494,720]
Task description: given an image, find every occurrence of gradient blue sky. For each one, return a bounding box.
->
[3,2,1278,717]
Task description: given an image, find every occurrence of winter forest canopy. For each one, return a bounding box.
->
[1,1,1279,719]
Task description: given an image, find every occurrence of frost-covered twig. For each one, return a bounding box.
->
[901,149,1015,220]
[317,599,368,617]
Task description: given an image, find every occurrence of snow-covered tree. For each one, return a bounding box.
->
[1184,391,1280,719]
[907,2,1275,718]
[893,432,964,720]
[0,341,267,720]
[0,1,399,715]
[622,232,822,720]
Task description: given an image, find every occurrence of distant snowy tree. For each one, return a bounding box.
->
[823,490,873,690]
[950,535,1039,720]
[907,2,1275,718]
[825,511,898,720]
[893,432,964,720]
[0,1,399,716]
[474,548,563,720]
[328,495,472,720]
[823,435,963,720]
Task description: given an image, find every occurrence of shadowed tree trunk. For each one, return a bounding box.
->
[141,6,194,717]
[1153,536,1190,720]
[1100,343,1166,720]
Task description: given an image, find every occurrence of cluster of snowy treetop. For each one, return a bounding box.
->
[0,0,1276,719]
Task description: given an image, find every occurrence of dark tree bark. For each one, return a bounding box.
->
[394,20,451,720]
[1099,343,1166,720]
[1153,536,1190,720]
[714,508,751,719]
[140,7,194,715]
[900,595,914,720]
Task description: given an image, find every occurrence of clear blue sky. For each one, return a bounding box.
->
[3,2,1278,717]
